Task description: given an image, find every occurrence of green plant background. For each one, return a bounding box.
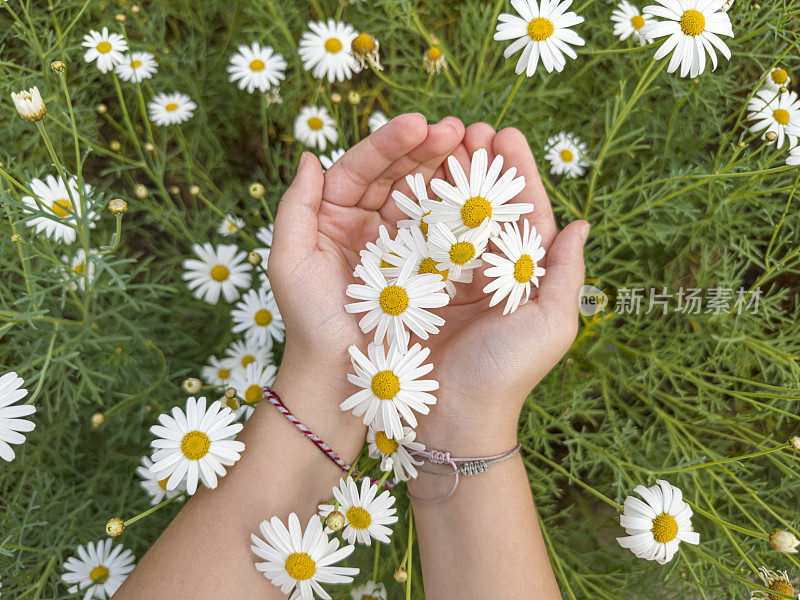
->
[1,0,800,598]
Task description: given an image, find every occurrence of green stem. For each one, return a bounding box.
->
[493,73,525,130]
[123,491,186,527]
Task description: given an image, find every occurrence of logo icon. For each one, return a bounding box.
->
[579,284,608,316]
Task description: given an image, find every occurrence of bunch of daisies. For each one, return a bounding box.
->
[83,27,196,126]
[746,65,800,167]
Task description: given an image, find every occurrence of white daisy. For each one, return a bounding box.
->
[641,0,734,78]
[611,1,653,45]
[228,42,287,93]
[114,51,157,83]
[392,173,437,236]
[427,222,491,281]
[318,477,398,546]
[429,149,531,236]
[148,92,197,126]
[201,355,235,387]
[231,287,285,348]
[320,148,345,171]
[0,372,35,462]
[11,86,46,122]
[747,90,800,149]
[228,361,277,420]
[225,338,272,373]
[544,131,589,178]
[61,248,96,291]
[616,479,700,564]
[299,19,361,82]
[21,174,98,245]
[149,396,245,495]
[787,146,800,166]
[494,0,586,76]
[350,580,387,600]
[358,224,395,269]
[750,567,797,600]
[182,242,251,304]
[82,28,128,73]
[382,225,470,298]
[136,455,186,505]
[760,67,792,95]
[218,214,245,236]
[345,254,449,351]
[61,539,135,600]
[340,342,438,439]
[482,220,546,315]
[367,426,424,482]
[294,105,338,151]
[252,512,358,600]
[367,110,388,133]
[253,225,274,287]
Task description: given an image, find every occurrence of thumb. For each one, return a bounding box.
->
[536,220,589,322]
[271,152,325,261]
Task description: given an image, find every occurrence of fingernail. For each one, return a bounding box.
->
[579,221,590,245]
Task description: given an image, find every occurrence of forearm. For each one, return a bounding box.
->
[115,364,366,599]
[408,405,562,600]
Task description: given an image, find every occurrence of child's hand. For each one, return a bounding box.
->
[267,114,465,441]
[407,124,589,456]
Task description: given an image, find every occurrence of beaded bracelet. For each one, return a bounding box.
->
[406,442,521,504]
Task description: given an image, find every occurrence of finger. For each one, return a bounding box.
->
[535,220,589,327]
[492,127,558,249]
[323,113,428,208]
[463,122,496,160]
[378,118,465,224]
[271,152,325,263]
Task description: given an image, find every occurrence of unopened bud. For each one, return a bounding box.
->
[105,517,125,537]
[50,60,66,73]
[224,387,237,399]
[110,140,122,151]
[770,529,800,554]
[766,131,778,142]
[134,184,148,199]
[249,182,265,199]
[91,412,105,428]
[11,233,20,243]
[189,185,200,196]
[182,377,202,394]
[108,198,127,215]
[169,185,180,195]
[97,103,108,114]
[347,90,361,105]
[393,567,408,583]
[330,92,342,104]
[115,13,126,22]
[790,435,800,450]
[248,251,262,266]
[325,510,345,531]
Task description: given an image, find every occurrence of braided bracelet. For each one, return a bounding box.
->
[262,388,395,490]
[406,442,521,504]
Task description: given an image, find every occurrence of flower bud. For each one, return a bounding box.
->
[110,140,122,151]
[224,387,237,399]
[248,251,262,266]
[134,184,148,199]
[11,87,46,122]
[766,131,778,142]
[11,233,21,243]
[325,510,345,531]
[115,13,126,22]
[51,60,66,73]
[108,198,128,215]
[770,529,800,554]
[169,185,180,195]
[790,435,800,451]
[105,517,125,537]
[97,103,108,114]
[144,142,155,152]
[182,378,202,394]
[393,567,408,583]
[189,185,200,196]
[91,412,105,428]
[249,182,265,199]
[347,90,361,105]
[330,92,342,104]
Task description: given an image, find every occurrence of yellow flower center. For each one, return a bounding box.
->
[241,354,255,368]
[157,477,169,490]
[210,265,229,282]
[651,513,679,543]
[560,149,574,162]
[324,38,343,53]
[418,257,449,281]
[164,103,179,112]
[460,196,492,229]
[51,198,72,217]
[768,579,795,600]
[513,254,534,283]
[378,285,409,315]
[225,397,239,411]
[180,430,211,460]
[773,109,790,126]
[363,596,379,600]
[90,565,109,584]
[73,263,86,275]
[679,9,705,36]
[285,552,316,581]
[307,117,324,130]
[245,384,263,404]
[374,430,399,454]
[249,59,265,71]
[96,41,112,54]
[527,17,555,41]
[379,258,393,268]
[218,368,231,380]
[371,370,400,400]
[254,308,273,326]
[449,241,475,266]
[420,211,430,236]
[427,46,442,60]
[346,506,372,529]
[631,15,646,29]
[352,33,376,54]
[772,69,789,85]
[131,59,142,68]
